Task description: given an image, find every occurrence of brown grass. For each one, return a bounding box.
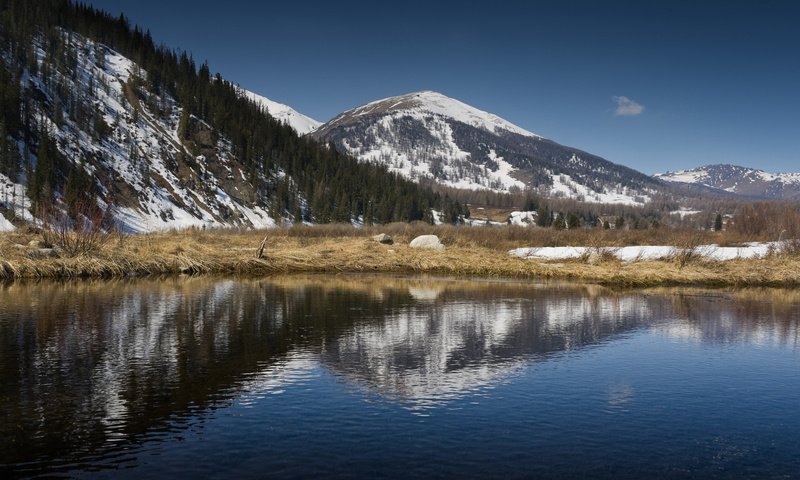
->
[1,225,799,287]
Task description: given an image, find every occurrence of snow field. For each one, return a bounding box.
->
[510,242,781,262]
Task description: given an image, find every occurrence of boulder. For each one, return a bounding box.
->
[409,235,445,250]
[26,248,59,259]
[372,233,394,245]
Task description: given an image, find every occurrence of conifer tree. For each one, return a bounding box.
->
[566,212,580,229]
[553,213,566,230]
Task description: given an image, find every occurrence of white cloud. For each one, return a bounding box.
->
[612,96,645,116]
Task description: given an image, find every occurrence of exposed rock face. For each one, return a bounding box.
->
[409,235,445,250]
[372,233,394,245]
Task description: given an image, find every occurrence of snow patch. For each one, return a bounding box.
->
[0,212,13,231]
[549,170,649,206]
[508,211,537,226]
[510,242,780,262]
[670,208,702,218]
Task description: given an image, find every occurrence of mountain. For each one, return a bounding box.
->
[655,164,800,200]
[0,0,459,232]
[239,89,321,135]
[311,91,662,206]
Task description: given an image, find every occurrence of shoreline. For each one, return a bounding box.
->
[2,230,799,287]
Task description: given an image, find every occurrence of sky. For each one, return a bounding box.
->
[85,0,799,174]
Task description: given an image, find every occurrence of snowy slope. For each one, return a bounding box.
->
[3,31,291,232]
[312,91,660,204]
[239,89,321,135]
[0,173,35,231]
[655,164,800,200]
[324,91,539,138]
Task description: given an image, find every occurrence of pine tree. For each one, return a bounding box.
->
[714,213,723,232]
[566,212,580,229]
[537,205,551,227]
[64,161,93,218]
[30,130,56,209]
[553,213,566,230]
[522,195,538,212]
[178,109,189,139]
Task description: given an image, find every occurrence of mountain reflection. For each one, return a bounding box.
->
[318,282,662,409]
[0,276,798,474]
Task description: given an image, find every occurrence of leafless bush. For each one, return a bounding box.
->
[40,199,115,257]
[668,233,707,269]
[778,239,800,257]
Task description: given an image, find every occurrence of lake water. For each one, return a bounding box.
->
[1,276,799,479]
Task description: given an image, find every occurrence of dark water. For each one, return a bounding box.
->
[1,276,799,479]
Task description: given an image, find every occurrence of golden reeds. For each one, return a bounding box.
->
[1,225,799,287]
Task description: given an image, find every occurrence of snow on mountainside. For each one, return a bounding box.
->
[0,30,292,232]
[27,33,282,231]
[655,164,800,200]
[239,89,321,135]
[312,91,659,205]
[324,90,540,138]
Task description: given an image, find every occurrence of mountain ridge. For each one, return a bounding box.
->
[312,90,661,205]
[238,88,321,135]
[655,164,800,200]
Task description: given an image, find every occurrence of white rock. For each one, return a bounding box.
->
[409,235,445,250]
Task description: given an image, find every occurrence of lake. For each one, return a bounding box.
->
[1,276,799,479]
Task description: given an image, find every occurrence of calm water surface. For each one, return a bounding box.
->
[1,276,799,479]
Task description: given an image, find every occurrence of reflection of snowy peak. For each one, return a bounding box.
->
[655,164,800,200]
[319,287,656,409]
[239,89,321,135]
[312,91,660,205]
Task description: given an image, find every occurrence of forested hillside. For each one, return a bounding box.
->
[0,0,464,231]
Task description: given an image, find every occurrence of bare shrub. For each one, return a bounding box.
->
[40,199,115,257]
[779,239,800,257]
[668,233,707,269]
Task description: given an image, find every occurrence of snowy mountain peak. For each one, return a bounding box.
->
[239,89,321,135]
[655,164,800,199]
[312,91,659,204]
[328,90,540,138]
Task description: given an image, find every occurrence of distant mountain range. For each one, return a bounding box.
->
[655,164,800,200]
[310,91,661,206]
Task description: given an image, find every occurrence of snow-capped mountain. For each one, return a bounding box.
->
[655,164,800,200]
[239,89,321,135]
[311,91,661,205]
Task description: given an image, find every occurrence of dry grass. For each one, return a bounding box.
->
[1,225,799,287]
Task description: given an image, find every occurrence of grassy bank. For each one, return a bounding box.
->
[1,224,799,287]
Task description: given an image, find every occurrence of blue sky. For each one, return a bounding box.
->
[86,0,799,174]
